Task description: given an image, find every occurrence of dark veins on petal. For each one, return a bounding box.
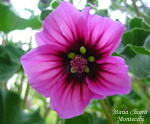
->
[54,50,70,74]
[60,73,87,101]
[62,37,103,78]
[87,62,121,88]
[85,24,115,61]
[57,19,107,92]
[48,12,86,53]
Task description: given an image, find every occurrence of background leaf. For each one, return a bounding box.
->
[0,45,20,82]
[143,112,150,124]
[119,44,137,59]
[64,113,108,124]
[0,88,46,124]
[125,55,150,79]
[130,17,150,30]
[51,1,59,9]
[40,9,52,21]
[0,3,42,33]
[122,28,150,46]
[96,9,108,17]
[144,35,150,50]
[5,44,25,59]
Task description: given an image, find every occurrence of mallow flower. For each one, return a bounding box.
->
[20,1,131,119]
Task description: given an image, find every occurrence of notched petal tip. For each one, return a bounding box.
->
[82,9,126,61]
[36,0,88,48]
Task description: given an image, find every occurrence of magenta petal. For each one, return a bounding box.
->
[50,73,93,119]
[81,7,91,25]
[36,1,88,50]
[20,45,68,97]
[82,8,126,63]
[86,57,131,96]
[92,93,106,99]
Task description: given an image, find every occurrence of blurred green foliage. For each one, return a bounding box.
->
[0,4,42,33]
[0,0,150,124]
[0,88,46,124]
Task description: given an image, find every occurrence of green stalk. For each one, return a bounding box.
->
[22,83,30,109]
[18,72,25,94]
[99,99,114,124]
[147,99,150,111]
[2,34,8,46]
[105,97,116,122]
[131,0,141,16]
[77,0,82,8]
[44,107,51,118]
[56,114,60,124]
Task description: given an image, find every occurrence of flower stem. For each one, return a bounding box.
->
[2,34,8,46]
[131,0,141,17]
[44,107,51,118]
[77,0,82,8]
[99,99,114,124]
[18,72,25,94]
[22,83,30,109]
[105,97,116,122]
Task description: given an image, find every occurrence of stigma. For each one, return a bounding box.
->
[70,55,88,73]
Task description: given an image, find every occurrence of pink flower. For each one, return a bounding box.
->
[20,1,131,119]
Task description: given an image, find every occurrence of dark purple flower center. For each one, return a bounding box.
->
[70,55,88,73]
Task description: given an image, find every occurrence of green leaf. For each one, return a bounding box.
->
[121,28,150,46]
[65,113,92,124]
[0,45,20,82]
[113,43,137,59]
[143,111,150,124]
[119,44,137,59]
[51,1,59,9]
[113,43,150,59]
[119,44,150,58]
[144,35,150,50]
[38,0,52,10]
[0,3,42,33]
[40,9,52,21]
[94,117,109,124]
[96,9,108,17]
[141,77,150,86]
[5,44,25,59]
[69,0,73,4]
[86,99,102,111]
[64,113,108,124]
[0,88,46,124]
[115,43,125,53]
[126,90,141,101]
[125,55,150,79]
[130,17,150,30]
[131,45,150,55]
[112,52,124,58]
[141,13,150,25]
[0,44,25,82]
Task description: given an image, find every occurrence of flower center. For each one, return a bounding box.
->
[70,55,88,73]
